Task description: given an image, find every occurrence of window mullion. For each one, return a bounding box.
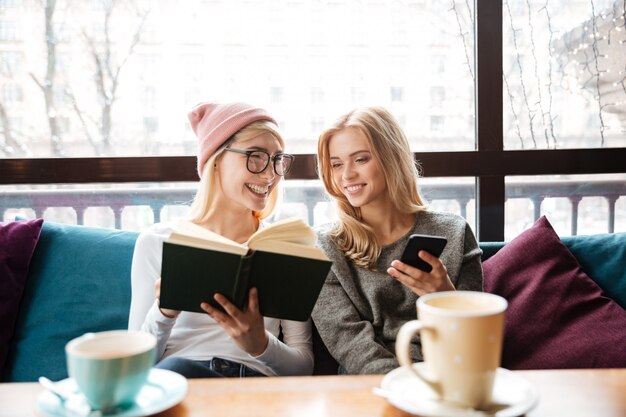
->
[475,0,504,241]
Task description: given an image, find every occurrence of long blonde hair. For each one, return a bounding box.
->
[188,120,284,224]
[317,106,427,269]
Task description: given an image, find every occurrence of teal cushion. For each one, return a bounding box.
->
[561,233,626,309]
[479,242,505,261]
[2,221,138,382]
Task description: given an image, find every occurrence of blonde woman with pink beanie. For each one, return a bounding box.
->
[128,102,314,378]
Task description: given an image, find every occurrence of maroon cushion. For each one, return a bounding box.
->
[0,219,44,377]
[483,216,626,369]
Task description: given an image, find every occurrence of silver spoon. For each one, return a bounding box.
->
[39,377,78,402]
[40,376,144,416]
[38,376,93,416]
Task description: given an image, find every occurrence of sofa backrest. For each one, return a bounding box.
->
[309,232,626,375]
[4,221,624,381]
[3,221,138,382]
[479,242,505,261]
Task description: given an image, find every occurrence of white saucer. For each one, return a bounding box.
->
[379,364,539,417]
[36,369,188,417]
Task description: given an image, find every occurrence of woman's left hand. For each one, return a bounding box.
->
[387,250,455,296]
[200,287,269,356]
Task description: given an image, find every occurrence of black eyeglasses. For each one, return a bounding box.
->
[223,148,295,176]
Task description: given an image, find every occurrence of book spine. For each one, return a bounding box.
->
[233,252,254,310]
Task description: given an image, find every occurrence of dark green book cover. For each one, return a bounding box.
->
[159,242,332,321]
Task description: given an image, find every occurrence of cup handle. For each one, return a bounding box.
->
[395,320,442,397]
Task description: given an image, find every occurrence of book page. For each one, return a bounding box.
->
[168,220,248,255]
[248,217,317,247]
[254,240,329,261]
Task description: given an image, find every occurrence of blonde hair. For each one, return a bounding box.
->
[317,106,427,269]
[188,120,284,224]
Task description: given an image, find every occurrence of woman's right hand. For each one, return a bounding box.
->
[155,278,181,318]
[388,250,455,296]
[200,288,269,356]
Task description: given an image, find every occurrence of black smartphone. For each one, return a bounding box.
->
[400,234,448,272]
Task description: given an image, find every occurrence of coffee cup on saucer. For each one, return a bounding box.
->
[395,291,507,409]
[65,330,157,411]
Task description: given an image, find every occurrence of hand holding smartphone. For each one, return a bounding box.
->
[399,234,447,272]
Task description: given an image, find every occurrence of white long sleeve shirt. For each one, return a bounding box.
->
[128,222,314,376]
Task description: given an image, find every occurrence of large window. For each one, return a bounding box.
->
[503,0,626,149]
[0,0,476,158]
[1,0,625,241]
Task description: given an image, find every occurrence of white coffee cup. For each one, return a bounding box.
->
[65,330,157,411]
[395,291,507,409]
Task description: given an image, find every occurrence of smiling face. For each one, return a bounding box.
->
[328,127,388,209]
[215,132,283,213]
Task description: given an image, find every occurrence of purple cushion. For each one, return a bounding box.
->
[483,216,626,369]
[0,219,44,377]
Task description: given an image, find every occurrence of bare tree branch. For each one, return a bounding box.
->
[77,0,151,154]
[82,29,108,100]
[66,87,99,154]
[115,5,149,82]
[40,0,63,156]
[0,101,31,156]
[29,72,44,91]
[103,0,115,84]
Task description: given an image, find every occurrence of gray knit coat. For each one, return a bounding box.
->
[311,210,484,374]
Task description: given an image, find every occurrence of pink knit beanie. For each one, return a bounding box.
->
[188,102,277,178]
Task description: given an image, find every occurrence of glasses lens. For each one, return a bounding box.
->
[247,151,269,173]
[274,154,294,176]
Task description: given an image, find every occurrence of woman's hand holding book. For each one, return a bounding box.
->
[201,288,269,357]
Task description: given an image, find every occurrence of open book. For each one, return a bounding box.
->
[159,218,332,321]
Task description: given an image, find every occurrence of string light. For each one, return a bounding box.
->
[455,0,625,148]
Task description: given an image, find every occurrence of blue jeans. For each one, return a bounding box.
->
[155,356,266,378]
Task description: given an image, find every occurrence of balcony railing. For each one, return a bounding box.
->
[1,179,624,236]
